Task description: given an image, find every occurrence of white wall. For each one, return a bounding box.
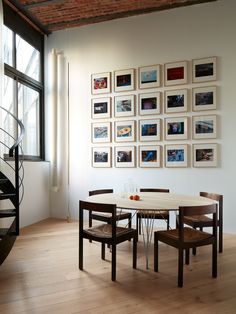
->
[45,0,236,233]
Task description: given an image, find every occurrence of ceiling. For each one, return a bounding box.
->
[4,0,217,35]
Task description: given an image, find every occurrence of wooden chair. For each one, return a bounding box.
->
[89,189,132,229]
[154,204,218,287]
[182,192,223,253]
[136,188,170,235]
[79,200,137,281]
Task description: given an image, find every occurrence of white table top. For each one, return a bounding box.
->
[86,192,216,211]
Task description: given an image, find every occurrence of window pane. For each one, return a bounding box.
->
[3,25,13,66]
[18,83,40,157]
[16,34,40,81]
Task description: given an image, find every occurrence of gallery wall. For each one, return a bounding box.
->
[45,0,236,232]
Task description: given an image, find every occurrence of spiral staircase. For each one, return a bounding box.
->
[0,105,25,265]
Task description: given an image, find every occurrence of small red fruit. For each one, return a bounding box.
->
[129,195,134,200]
[133,195,140,201]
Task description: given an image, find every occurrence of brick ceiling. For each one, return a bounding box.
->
[4,0,217,34]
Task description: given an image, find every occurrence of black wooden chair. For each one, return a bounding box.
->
[79,200,137,281]
[89,189,132,229]
[154,204,218,287]
[182,192,223,253]
[136,188,170,236]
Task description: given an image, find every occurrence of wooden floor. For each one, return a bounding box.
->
[0,219,236,314]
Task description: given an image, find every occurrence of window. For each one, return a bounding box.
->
[2,4,44,160]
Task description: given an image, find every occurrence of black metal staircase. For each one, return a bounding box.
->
[0,105,25,265]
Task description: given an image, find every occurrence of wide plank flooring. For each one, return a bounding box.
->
[0,218,236,314]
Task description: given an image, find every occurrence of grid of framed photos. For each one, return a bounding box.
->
[91,56,219,168]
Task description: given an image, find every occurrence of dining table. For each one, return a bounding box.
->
[86,192,216,269]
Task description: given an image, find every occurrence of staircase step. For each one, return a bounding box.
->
[0,193,16,200]
[0,228,9,238]
[0,178,9,185]
[0,209,16,218]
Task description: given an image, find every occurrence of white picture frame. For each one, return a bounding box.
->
[114,94,135,117]
[91,122,111,143]
[139,64,161,89]
[193,143,218,167]
[139,92,161,116]
[139,145,161,168]
[164,61,188,86]
[164,89,188,113]
[115,146,136,168]
[139,119,161,142]
[92,147,111,168]
[192,57,217,83]
[165,144,188,168]
[192,115,217,139]
[91,97,111,119]
[91,72,111,95]
[165,116,188,140]
[114,120,136,142]
[192,86,217,111]
[114,68,135,92]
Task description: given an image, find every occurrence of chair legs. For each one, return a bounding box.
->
[79,236,83,270]
[219,223,223,253]
[178,249,184,288]
[111,244,116,281]
[212,242,217,278]
[101,243,105,260]
[185,249,190,265]
[154,233,158,272]
[133,235,137,269]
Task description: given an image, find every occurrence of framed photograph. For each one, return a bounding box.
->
[193,143,218,167]
[192,115,217,139]
[164,89,188,113]
[114,68,135,92]
[164,61,188,86]
[114,94,135,117]
[91,72,111,95]
[139,92,161,116]
[165,144,188,168]
[165,117,188,140]
[92,122,111,143]
[114,120,136,142]
[91,97,111,119]
[92,147,111,168]
[139,119,161,141]
[139,145,161,168]
[115,146,136,168]
[192,86,216,111]
[139,64,161,89]
[192,57,217,83]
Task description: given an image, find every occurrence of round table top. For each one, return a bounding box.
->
[86,192,216,211]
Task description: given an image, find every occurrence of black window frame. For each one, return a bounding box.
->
[3,2,45,161]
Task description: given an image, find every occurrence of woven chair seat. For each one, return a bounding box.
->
[158,227,212,243]
[137,210,168,217]
[84,224,133,238]
[91,211,131,219]
[184,214,212,224]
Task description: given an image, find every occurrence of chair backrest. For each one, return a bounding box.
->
[79,200,117,237]
[178,204,218,241]
[140,188,169,193]
[200,192,223,222]
[89,189,113,196]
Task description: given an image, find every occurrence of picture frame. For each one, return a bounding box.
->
[139,145,161,168]
[193,143,218,167]
[91,122,111,143]
[114,68,135,92]
[92,147,111,168]
[192,115,217,139]
[114,94,135,118]
[91,97,111,119]
[115,146,136,168]
[138,64,161,89]
[164,61,188,86]
[192,86,217,111]
[139,92,161,116]
[114,120,136,142]
[164,89,188,113]
[165,116,188,140]
[91,72,111,95]
[139,119,161,142]
[165,144,188,168]
[192,57,217,83]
